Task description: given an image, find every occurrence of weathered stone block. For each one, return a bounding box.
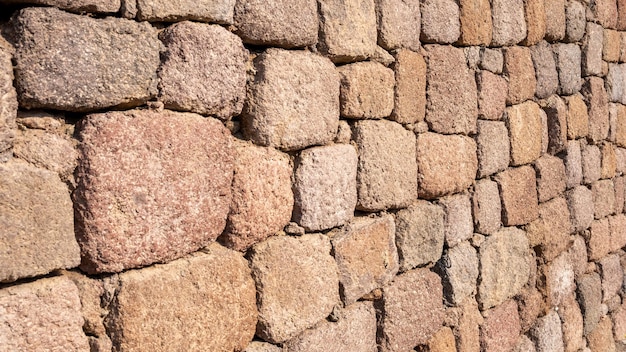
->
[544,0,566,41]
[249,235,339,343]
[0,276,89,351]
[590,0,619,28]
[376,0,421,51]
[394,200,444,271]
[481,300,521,352]
[558,294,584,352]
[424,45,477,134]
[491,0,526,46]
[565,0,586,42]
[221,142,293,251]
[567,185,595,232]
[607,64,626,104]
[477,70,508,120]
[583,23,605,77]
[136,0,235,22]
[602,142,618,178]
[427,327,456,352]
[11,7,160,112]
[529,311,565,352]
[419,0,460,43]
[544,253,576,307]
[589,218,612,261]
[531,41,558,99]
[504,46,537,105]
[391,49,426,124]
[244,342,281,352]
[614,176,624,213]
[451,299,483,352]
[437,241,478,305]
[620,0,626,30]
[480,48,504,74]
[526,197,571,261]
[440,193,473,247]
[458,0,492,45]
[378,269,444,351]
[74,110,233,274]
[583,144,602,184]
[565,140,583,188]
[523,0,547,46]
[158,21,246,119]
[613,104,626,147]
[473,179,501,235]
[3,0,120,13]
[543,95,568,155]
[554,43,583,95]
[600,254,623,303]
[565,94,589,139]
[317,0,377,63]
[338,62,394,119]
[283,302,377,352]
[0,160,79,283]
[333,215,398,304]
[612,302,626,346]
[417,132,478,199]
[495,166,540,226]
[609,214,626,252]
[535,155,567,203]
[517,287,545,333]
[588,316,617,352]
[507,101,543,166]
[577,272,603,335]
[107,244,257,351]
[478,227,531,309]
[593,179,616,218]
[0,38,16,159]
[244,48,339,151]
[234,0,317,48]
[605,29,622,63]
[352,119,417,210]
[583,77,611,142]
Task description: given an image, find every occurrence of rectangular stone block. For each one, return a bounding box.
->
[544,0,566,41]
[495,166,539,226]
[74,110,233,274]
[620,0,626,30]
[523,0,546,46]
[338,62,394,119]
[565,0,586,42]
[526,197,571,261]
[394,200,444,271]
[600,254,623,303]
[614,176,625,213]
[602,142,617,178]
[481,300,521,352]
[1,160,79,283]
[318,0,377,63]
[473,179,501,235]
[577,272,603,335]
[425,45,477,135]
[590,0,619,28]
[558,294,584,352]
[416,132,478,199]
[531,41,558,99]
[554,43,583,95]
[565,140,583,188]
[610,103,626,146]
[583,77,611,142]
[583,144,602,184]
[477,70,508,120]
[378,269,444,351]
[609,214,626,252]
[567,185,595,232]
[440,193,473,247]
[491,0,526,46]
[352,120,417,211]
[244,48,339,151]
[419,0,460,43]
[0,35,17,159]
[593,179,616,219]
[504,46,537,105]
[544,253,576,308]
[476,120,510,177]
[333,215,399,304]
[107,244,257,351]
[480,48,504,74]
[583,23,605,77]
[543,95,568,155]
[136,0,235,23]
[605,29,622,63]
[565,94,589,139]
[249,235,340,343]
[607,64,626,104]
[588,218,611,261]
[233,0,318,48]
[11,7,160,112]
[457,0,492,45]
[437,241,479,305]
[507,101,543,166]
[0,276,89,351]
[2,0,120,13]
[391,50,426,124]
[221,141,293,251]
[530,311,565,352]
[376,0,421,51]
[588,316,617,352]
[535,155,567,203]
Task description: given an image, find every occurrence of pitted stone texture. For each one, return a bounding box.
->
[244,342,282,352]
[424,45,477,135]
[568,235,588,278]
[394,200,445,271]
[544,0,566,41]
[620,0,626,30]
[136,0,235,23]
[417,132,478,199]
[531,41,559,99]
[458,0,492,45]
[318,0,377,63]
[583,77,611,142]
[543,95,568,155]
[600,254,623,303]
[612,303,626,346]
[0,160,79,283]
[233,0,317,48]
[478,227,532,309]
[567,185,595,232]
[526,197,571,262]
[473,179,501,235]
[63,271,109,346]
[480,48,504,74]
[554,43,582,95]
[588,316,617,352]
[249,235,339,343]
[605,29,622,63]
[283,302,377,352]
[544,253,576,307]
[593,179,616,219]
[107,244,257,352]
[583,23,605,77]
[376,0,421,51]
[379,269,445,351]
[491,0,527,46]
[614,104,626,147]
[353,120,417,211]
[74,110,233,274]
[440,193,474,247]
[13,126,77,181]
[438,241,478,306]
[158,22,246,119]
[222,142,293,251]
[453,299,484,352]
[391,49,426,124]
[590,0,619,28]
[507,101,543,166]
[244,49,339,151]
[0,276,89,351]
[589,218,611,261]
[0,38,16,159]
[565,94,589,139]
[514,336,537,352]
[294,144,357,232]
[558,294,584,352]
[333,215,399,304]
[614,177,625,213]
[477,70,508,121]
[504,46,537,105]
[523,0,547,46]
[602,142,617,178]
[338,62,394,119]
[2,0,120,13]
[529,311,565,352]
[582,144,602,184]
[427,327,457,352]
[610,214,626,252]
[420,0,460,44]
[617,147,626,173]
[517,287,545,333]
[565,0,586,42]
[535,155,567,203]
[480,300,521,352]
[11,7,160,112]
[607,64,626,104]
[495,166,540,226]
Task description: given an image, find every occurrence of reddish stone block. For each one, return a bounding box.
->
[535,155,567,203]
[507,101,543,166]
[558,294,585,352]
[473,179,502,235]
[605,29,622,63]
[453,299,484,352]
[516,287,545,333]
[504,46,536,105]
[477,70,508,121]
[544,0,566,41]
[588,316,617,352]
[526,197,571,261]
[593,179,616,219]
[391,50,426,124]
[602,142,618,179]
[565,94,589,139]
[338,62,395,119]
[480,300,521,352]
[590,0,619,28]
[588,218,611,261]
[495,166,539,226]
[567,185,595,232]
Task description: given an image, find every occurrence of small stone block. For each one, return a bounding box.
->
[458,0,492,45]
[473,178,502,235]
[419,0,461,44]
[477,70,508,120]
[567,185,595,232]
[391,49,427,124]
[583,23,605,77]
[507,101,543,166]
[376,0,421,51]
[588,218,611,261]
[582,144,602,184]
[565,94,589,139]
[554,43,583,96]
[535,154,567,203]
[529,311,565,352]
[495,166,540,226]
[565,140,583,188]
[530,41,558,99]
[526,197,572,261]
[544,0,566,41]
[338,61,395,119]
[491,0,527,46]
[504,46,537,105]
[437,241,479,305]
[565,0,586,42]
[577,272,603,336]
[592,179,616,219]
[523,0,547,46]
[605,29,622,63]
[135,0,236,23]
[481,300,522,352]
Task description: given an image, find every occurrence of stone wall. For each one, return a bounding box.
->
[1,0,626,351]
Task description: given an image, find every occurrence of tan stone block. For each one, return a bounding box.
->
[531,41,558,99]
[565,140,583,188]
[523,0,547,46]
[441,193,474,247]
[621,32,626,62]
[504,46,536,105]
[507,101,543,166]
[588,316,617,352]
[495,166,539,226]
[391,49,426,124]
[589,218,611,261]
[613,104,626,147]
[491,0,527,46]
[567,185,594,232]
[602,142,618,179]
[526,197,571,261]
[428,327,457,352]
[583,144,602,184]
[544,0,566,41]
[473,179,502,235]
[516,287,545,333]
[420,0,461,43]
[614,176,624,213]
[609,214,626,252]
[600,254,623,303]
[458,0,492,45]
[535,154,567,202]
[582,77,610,143]
[0,37,16,159]
[338,62,394,119]
[452,299,483,352]
[529,311,566,352]
[376,0,421,51]
[606,29,622,63]
[619,0,626,30]
[477,70,508,120]
[565,94,589,139]
[583,23,605,77]
[558,294,584,352]
[593,179,616,218]
[591,0,619,29]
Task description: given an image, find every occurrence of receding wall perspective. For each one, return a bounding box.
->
[1,0,626,351]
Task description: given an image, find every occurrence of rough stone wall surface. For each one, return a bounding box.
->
[2,1,626,351]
